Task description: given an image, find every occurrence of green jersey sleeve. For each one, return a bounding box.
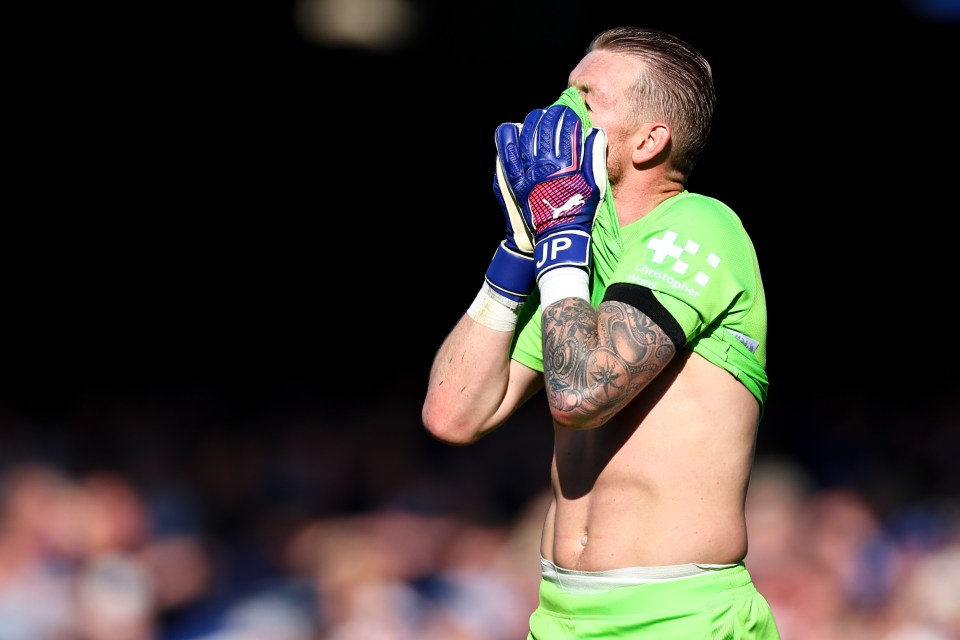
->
[608,192,768,406]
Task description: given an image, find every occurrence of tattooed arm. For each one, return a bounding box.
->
[541,297,677,430]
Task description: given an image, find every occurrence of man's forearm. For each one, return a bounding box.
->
[423,314,515,444]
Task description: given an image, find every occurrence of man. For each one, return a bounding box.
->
[422,26,779,638]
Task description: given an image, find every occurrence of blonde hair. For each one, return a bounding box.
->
[588,27,716,176]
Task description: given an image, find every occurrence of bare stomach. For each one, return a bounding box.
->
[540,352,760,572]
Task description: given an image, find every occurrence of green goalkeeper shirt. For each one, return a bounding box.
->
[510,89,769,409]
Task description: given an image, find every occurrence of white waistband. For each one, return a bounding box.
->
[540,557,740,594]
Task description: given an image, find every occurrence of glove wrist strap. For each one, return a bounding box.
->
[468,282,522,332]
[534,230,591,281]
[538,267,590,312]
[485,241,536,303]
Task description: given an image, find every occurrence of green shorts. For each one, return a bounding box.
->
[527,563,780,639]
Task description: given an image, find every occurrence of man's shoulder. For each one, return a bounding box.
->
[619,192,746,244]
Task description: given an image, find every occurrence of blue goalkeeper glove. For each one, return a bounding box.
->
[495,105,607,283]
[483,147,536,303]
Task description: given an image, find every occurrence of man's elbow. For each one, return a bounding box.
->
[422,404,483,446]
[548,406,608,431]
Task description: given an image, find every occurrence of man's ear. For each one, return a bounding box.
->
[631,122,671,164]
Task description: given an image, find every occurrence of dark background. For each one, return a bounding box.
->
[4,1,959,509]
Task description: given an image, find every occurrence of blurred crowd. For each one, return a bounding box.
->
[0,384,956,640]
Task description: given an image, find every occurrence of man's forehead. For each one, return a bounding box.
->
[569,51,639,97]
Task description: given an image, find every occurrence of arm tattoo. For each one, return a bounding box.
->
[541,298,676,427]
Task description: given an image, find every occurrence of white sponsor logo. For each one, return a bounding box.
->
[544,194,585,219]
[625,230,720,297]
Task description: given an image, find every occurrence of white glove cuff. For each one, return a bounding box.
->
[467,282,521,332]
[538,267,590,313]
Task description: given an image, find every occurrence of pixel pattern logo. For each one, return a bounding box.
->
[627,230,720,297]
[648,231,719,287]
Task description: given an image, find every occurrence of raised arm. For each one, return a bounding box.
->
[540,295,679,430]
[423,315,542,445]
[494,104,678,432]
[422,136,545,445]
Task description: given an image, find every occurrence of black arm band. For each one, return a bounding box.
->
[602,283,687,348]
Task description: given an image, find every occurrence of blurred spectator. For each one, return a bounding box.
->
[0,387,956,639]
[0,463,74,640]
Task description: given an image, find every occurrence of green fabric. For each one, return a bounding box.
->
[526,564,780,639]
[510,88,769,408]
[553,87,623,275]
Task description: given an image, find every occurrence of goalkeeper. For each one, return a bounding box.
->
[423,26,780,639]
